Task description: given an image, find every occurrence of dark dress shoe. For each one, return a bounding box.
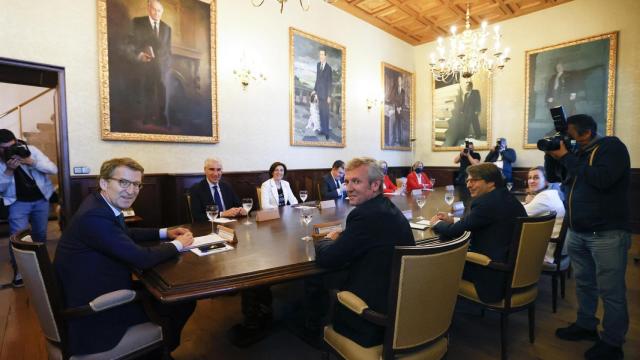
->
[585,340,623,360]
[555,323,599,342]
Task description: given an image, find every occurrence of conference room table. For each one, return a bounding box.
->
[139,187,459,303]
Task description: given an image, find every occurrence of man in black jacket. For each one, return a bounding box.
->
[188,157,245,222]
[484,137,517,182]
[431,163,526,303]
[314,157,415,347]
[546,114,630,360]
[319,160,345,200]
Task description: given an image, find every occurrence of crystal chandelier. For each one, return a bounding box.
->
[429,4,510,81]
[251,0,337,13]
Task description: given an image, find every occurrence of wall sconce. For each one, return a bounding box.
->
[366,89,384,111]
[233,54,266,90]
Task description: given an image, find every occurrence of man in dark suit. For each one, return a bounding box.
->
[319,160,345,200]
[188,157,245,222]
[431,163,526,303]
[389,74,406,146]
[129,0,172,125]
[313,157,415,347]
[311,49,333,140]
[54,158,195,356]
[462,79,482,138]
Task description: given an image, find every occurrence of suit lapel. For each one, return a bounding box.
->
[270,179,279,203]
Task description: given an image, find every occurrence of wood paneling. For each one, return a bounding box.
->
[332,0,573,45]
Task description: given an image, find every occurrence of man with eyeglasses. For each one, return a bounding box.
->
[54,158,195,357]
[431,163,526,303]
[0,129,58,288]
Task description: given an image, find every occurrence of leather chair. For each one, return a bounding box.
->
[541,217,570,313]
[457,213,556,360]
[323,231,471,360]
[10,229,164,360]
[256,187,263,209]
[316,183,323,201]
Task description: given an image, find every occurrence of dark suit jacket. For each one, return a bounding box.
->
[320,173,343,200]
[54,192,178,355]
[462,89,481,117]
[314,62,333,100]
[188,179,241,222]
[130,16,172,72]
[433,188,526,303]
[315,194,415,347]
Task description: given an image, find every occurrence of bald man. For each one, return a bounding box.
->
[188,158,245,222]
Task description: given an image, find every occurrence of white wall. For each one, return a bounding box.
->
[0,0,415,174]
[0,83,55,136]
[414,0,640,168]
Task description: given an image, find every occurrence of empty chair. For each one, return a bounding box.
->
[541,217,571,313]
[11,229,164,359]
[323,232,470,360]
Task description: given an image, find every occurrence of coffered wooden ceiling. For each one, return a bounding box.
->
[331,0,573,45]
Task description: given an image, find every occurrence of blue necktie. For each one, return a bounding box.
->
[212,185,225,211]
[117,213,126,229]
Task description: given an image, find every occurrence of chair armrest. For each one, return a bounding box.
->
[466,251,492,266]
[549,237,560,244]
[62,290,139,319]
[90,289,138,312]
[335,291,387,326]
[466,252,512,271]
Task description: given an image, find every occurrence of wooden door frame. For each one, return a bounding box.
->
[0,57,72,227]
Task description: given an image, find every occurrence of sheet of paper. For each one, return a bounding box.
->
[181,233,224,251]
[214,217,236,224]
[190,243,234,256]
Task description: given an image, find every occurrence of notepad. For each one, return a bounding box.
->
[181,233,225,252]
[190,242,234,256]
[213,217,236,224]
[410,220,431,230]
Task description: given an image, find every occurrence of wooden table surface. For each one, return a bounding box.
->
[140,187,457,303]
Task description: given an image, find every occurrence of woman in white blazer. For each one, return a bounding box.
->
[260,162,299,209]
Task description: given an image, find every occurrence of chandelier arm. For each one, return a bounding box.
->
[251,0,266,7]
[300,0,310,11]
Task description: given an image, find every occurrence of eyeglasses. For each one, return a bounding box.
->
[465,178,481,184]
[109,178,143,190]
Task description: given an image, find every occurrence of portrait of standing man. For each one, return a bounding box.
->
[130,0,172,126]
[462,80,482,138]
[382,63,414,150]
[312,49,333,141]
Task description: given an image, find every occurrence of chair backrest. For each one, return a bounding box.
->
[384,232,470,355]
[256,187,263,209]
[510,213,556,288]
[551,216,570,264]
[185,192,194,223]
[10,230,66,346]
[316,183,322,201]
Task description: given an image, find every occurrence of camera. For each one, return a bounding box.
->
[536,106,573,151]
[2,140,31,162]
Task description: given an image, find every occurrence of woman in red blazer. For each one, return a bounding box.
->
[406,161,432,192]
[379,161,397,193]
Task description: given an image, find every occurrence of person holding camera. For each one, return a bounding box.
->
[545,114,630,360]
[0,129,58,287]
[484,137,516,183]
[454,140,481,185]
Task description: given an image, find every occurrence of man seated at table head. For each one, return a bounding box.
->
[320,160,346,200]
[54,157,195,356]
[430,163,526,303]
[189,157,246,221]
[314,157,415,347]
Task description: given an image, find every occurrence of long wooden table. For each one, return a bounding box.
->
[140,187,457,303]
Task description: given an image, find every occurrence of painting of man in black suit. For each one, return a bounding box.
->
[290,28,345,147]
[462,79,482,138]
[99,0,217,142]
[382,63,413,150]
[312,49,333,140]
[130,0,172,126]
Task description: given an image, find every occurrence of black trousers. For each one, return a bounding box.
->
[142,295,196,352]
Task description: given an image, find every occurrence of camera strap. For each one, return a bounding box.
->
[588,145,600,166]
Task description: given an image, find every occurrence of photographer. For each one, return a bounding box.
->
[484,137,516,183]
[454,140,481,185]
[545,115,630,360]
[0,129,57,288]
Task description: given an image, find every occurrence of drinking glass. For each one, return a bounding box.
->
[205,205,219,234]
[301,207,314,241]
[506,182,513,192]
[444,191,455,207]
[299,190,308,203]
[430,177,436,189]
[415,194,426,220]
[242,198,253,225]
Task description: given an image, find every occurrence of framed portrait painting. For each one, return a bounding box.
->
[290,28,346,147]
[524,32,617,148]
[432,73,492,151]
[381,63,414,151]
[98,0,218,143]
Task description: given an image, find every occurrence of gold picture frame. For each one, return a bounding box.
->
[289,28,346,147]
[381,62,414,151]
[98,0,218,143]
[524,32,617,148]
[431,74,492,151]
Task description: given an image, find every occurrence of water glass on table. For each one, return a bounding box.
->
[205,205,219,234]
[242,198,253,225]
[299,190,308,203]
[415,194,426,221]
[301,207,314,241]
